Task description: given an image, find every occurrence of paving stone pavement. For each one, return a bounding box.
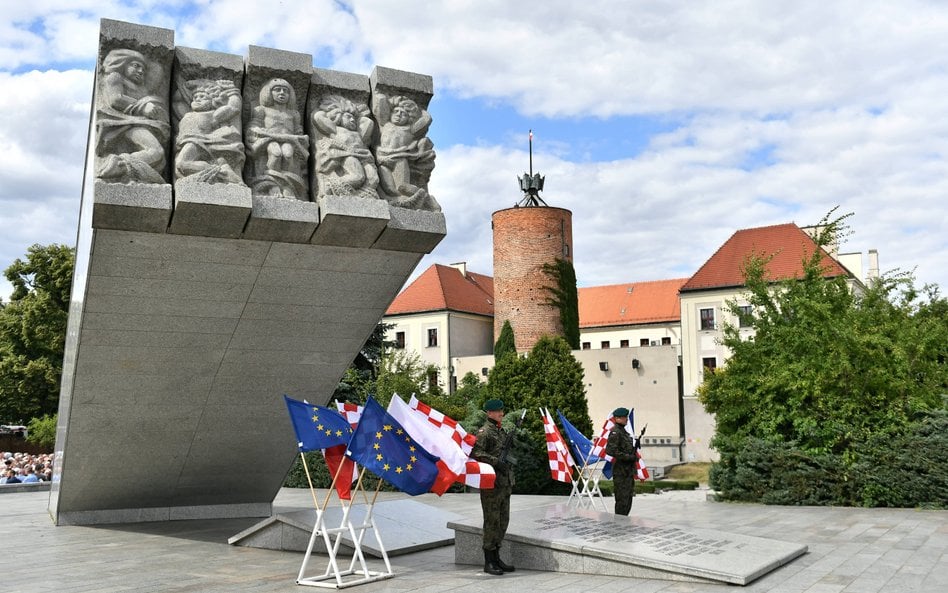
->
[1,487,945,592]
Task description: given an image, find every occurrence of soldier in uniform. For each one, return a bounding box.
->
[471,399,515,575]
[605,407,638,516]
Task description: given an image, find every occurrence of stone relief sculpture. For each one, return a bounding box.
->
[245,78,309,199]
[372,93,440,211]
[311,94,379,200]
[173,79,244,184]
[95,49,170,184]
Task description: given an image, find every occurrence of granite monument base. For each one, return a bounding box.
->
[229,499,462,557]
[448,503,807,585]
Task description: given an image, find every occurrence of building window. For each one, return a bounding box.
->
[394,331,405,349]
[427,369,439,389]
[700,308,716,330]
[581,342,591,350]
[661,336,672,345]
[619,339,630,348]
[702,357,717,371]
[427,328,438,347]
[738,305,754,328]
[601,341,610,349]
[640,338,650,347]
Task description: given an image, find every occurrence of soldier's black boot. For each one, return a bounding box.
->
[483,550,503,576]
[493,549,516,573]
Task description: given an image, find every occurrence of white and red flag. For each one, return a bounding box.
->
[541,407,574,483]
[408,394,477,455]
[391,394,496,489]
[335,400,362,429]
[592,416,650,481]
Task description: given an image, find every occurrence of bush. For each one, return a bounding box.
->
[26,414,56,450]
[709,413,948,509]
[851,409,948,508]
[598,479,698,496]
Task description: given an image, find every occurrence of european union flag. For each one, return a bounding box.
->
[557,410,599,466]
[283,395,352,452]
[345,397,443,496]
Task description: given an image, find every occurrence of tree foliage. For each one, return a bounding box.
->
[699,211,948,506]
[541,258,580,349]
[0,244,75,423]
[484,336,591,494]
[26,413,57,450]
[494,319,516,360]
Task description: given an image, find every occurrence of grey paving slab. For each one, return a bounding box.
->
[231,498,464,557]
[2,489,946,593]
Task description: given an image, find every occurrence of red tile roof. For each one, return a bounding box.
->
[578,279,689,328]
[681,223,852,292]
[386,264,494,316]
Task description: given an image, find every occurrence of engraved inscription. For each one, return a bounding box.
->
[533,516,738,557]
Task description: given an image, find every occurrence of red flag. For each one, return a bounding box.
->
[323,444,356,500]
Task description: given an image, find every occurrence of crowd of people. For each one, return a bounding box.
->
[0,452,54,484]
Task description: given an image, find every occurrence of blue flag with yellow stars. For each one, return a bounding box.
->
[345,397,449,496]
[283,395,352,452]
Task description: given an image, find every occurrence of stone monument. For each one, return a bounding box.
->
[49,18,446,526]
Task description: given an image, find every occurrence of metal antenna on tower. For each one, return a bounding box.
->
[517,130,547,207]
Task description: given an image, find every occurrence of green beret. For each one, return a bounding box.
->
[612,407,629,418]
[484,399,505,411]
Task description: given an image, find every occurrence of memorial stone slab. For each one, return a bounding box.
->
[372,206,447,253]
[229,499,463,557]
[92,181,172,233]
[448,503,807,585]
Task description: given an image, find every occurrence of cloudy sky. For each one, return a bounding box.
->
[2,1,946,302]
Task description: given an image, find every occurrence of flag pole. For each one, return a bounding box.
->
[299,451,321,511]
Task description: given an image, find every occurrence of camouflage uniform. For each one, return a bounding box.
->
[471,417,513,551]
[605,424,638,515]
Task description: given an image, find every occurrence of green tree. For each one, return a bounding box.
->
[542,258,580,349]
[494,319,516,360]
[374,349,444,408]
[333,322,393,403]
[485,336,591,494]
[26,413,57,450]
[0,244,75,422]
[699,212,948,506]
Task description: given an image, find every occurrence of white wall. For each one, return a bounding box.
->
[579,322,681,350]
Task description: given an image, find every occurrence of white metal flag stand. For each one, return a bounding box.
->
[295,458,394,589]
[567,459,608,511]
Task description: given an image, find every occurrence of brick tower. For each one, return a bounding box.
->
[492,131,573,352]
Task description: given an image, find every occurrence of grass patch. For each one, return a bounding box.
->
[664,462,711,485]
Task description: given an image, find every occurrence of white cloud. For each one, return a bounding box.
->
[0,1,945,302]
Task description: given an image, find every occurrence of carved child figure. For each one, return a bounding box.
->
[96,48,170,184]
[174,79,244,184]
[311,95,379,200]
[372,93,439,211]
[246,78,309,198]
